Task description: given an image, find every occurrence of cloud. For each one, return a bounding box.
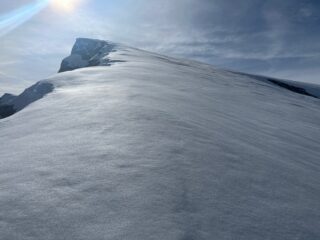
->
[0,0,49,37]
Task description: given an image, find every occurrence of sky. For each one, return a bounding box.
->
[0,0,319,94]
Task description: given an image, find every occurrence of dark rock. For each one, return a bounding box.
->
[0,81,54,119]
[0,104,16,119]
[0,93,17,105]
[58,38,117,73]
[268,79,318,99]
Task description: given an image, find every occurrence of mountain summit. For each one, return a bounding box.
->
[0,38,320,240]
[59,38,119,72]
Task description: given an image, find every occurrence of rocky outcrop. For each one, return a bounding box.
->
[58,38,117,72]
[267,79,319,99]
[0,93,16,119]
[0,81,53,119]
[1,38,117,119]
[0,93,17,105]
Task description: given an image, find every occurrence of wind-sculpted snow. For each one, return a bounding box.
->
[0,40,320,240]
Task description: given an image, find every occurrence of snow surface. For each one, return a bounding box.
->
[0,39,320,240]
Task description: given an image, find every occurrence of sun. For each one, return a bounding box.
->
[50,0,83,12]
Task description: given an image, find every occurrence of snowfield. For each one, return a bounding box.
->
[0,38,320,240]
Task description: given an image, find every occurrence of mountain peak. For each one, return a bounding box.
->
[58,38,117,73]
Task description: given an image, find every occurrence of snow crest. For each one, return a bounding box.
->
[1,38,320,240]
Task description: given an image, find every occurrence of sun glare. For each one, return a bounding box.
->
[50,0,82,12]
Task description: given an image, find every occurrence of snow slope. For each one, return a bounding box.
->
[0,38,320,240]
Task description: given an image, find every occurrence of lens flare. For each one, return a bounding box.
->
[0,0,49,37]
[50,0,83,12]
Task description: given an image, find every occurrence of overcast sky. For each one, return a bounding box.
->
[0,0,319,94]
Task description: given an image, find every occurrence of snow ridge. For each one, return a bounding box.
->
[0,38,320,240]
[1,38,320,120]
